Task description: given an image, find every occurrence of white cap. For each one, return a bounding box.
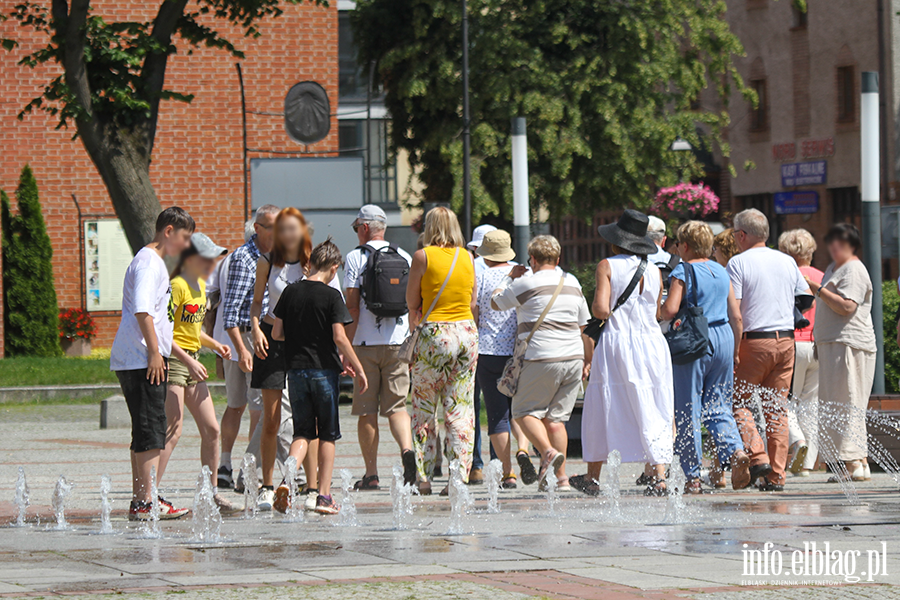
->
[467,224,497,250]
[353,204,388,227]
[647,215,667,235]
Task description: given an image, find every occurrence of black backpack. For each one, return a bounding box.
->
[657,253,681,294]
[358,243,410,318]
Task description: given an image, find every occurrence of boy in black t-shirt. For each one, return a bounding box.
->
[272,240,368,515]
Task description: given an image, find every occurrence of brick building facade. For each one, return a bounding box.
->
[0,1,340,352]
[722,0,900,272]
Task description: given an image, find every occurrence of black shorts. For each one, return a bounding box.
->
[251,321,286,390]
[287,369,342,442]
[116,367,167,453]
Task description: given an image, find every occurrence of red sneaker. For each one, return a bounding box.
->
[155,496,190,520]
[128,500,153,521]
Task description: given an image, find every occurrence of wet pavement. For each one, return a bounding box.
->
[1,402,900,598]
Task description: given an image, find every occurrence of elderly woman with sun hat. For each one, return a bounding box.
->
[574,210,674,497]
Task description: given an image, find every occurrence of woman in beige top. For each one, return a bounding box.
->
[805,223,876,483]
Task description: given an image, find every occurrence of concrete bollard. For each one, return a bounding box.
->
[99,395,130,429]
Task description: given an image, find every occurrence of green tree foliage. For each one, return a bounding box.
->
[11,0,323,252]
[882,281,900,394]
[353,0,752,223]
[1,165,61,357]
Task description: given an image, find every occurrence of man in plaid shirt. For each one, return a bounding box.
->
[217,204,281,490]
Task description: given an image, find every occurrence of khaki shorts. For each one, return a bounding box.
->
[168,350,201,388]
[224,330,262,411]
[351,345,410,417]
[511,359,583,422]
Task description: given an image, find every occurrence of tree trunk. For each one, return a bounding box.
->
[78,119,161,254]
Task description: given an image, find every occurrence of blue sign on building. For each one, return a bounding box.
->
[781,161,827,187]
[774,191,819,215]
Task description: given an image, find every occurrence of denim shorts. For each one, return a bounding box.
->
[287,368,342,442]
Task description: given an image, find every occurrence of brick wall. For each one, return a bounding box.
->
[0,1,338,348]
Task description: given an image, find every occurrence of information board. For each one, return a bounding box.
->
[84,220,134,312]
[781,161,827,187]
[774,191,819,215]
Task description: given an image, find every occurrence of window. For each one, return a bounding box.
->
[749,78,768,131]
[737,193,779,242]
[831,187,860,224]
[339,12,369,101]
[339,119,398,205]
[837,65,855,122]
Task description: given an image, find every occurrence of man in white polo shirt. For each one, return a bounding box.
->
[344,205,417,490]
[728,209,810,492]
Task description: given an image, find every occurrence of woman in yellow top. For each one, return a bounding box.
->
[156,232,237,513]
[406,207,478,495]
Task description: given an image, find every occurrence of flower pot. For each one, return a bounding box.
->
[61,337,92,357]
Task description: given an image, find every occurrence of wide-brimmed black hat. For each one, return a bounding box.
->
[597,209,658,256]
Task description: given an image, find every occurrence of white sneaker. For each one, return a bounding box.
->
[258,488,275,512]
[304,489,318,512]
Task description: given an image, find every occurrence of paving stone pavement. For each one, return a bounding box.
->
[1,402,900,598]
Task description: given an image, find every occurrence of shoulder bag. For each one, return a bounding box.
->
[583,257,648,345]
[496,274,566,398]
[398,248,460,364]
[664,261,712,365]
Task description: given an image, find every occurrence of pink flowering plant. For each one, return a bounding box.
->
[651,183,720,219]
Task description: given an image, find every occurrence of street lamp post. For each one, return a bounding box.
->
[671,138,692,182]
[511,117,529,261]
[861,71,885,394]
[461,0,472,240]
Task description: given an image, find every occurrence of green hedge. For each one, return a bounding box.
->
[882,281,900,394]
[569,263,597,306]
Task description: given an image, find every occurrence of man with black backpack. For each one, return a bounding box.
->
[344,205,418,490]
[647,216,681,294]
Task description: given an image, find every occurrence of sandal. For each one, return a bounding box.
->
[635,472,654,486]
[570,474,600,497]
[353,474,380,491]
[643,477,668,497]
[417,480,432,496]
[501,474,517,489]
[516,451,538,485]
[684,478,704,495]
[556,477,572,492]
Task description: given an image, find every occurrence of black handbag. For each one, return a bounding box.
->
[794,293,815,330]
[584,258,648,345]
[664,262,712,365]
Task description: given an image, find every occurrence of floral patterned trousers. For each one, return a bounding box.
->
[411,320,478,483]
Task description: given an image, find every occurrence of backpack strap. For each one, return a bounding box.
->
[666,253,681,271]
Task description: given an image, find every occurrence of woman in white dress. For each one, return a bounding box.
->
[579,210,674,496]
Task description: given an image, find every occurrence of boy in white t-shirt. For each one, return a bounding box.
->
[110,207,194,521]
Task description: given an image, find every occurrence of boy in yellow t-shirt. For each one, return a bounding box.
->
[156,232,238,514]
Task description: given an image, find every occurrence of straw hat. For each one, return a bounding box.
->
[476,229,516,262]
